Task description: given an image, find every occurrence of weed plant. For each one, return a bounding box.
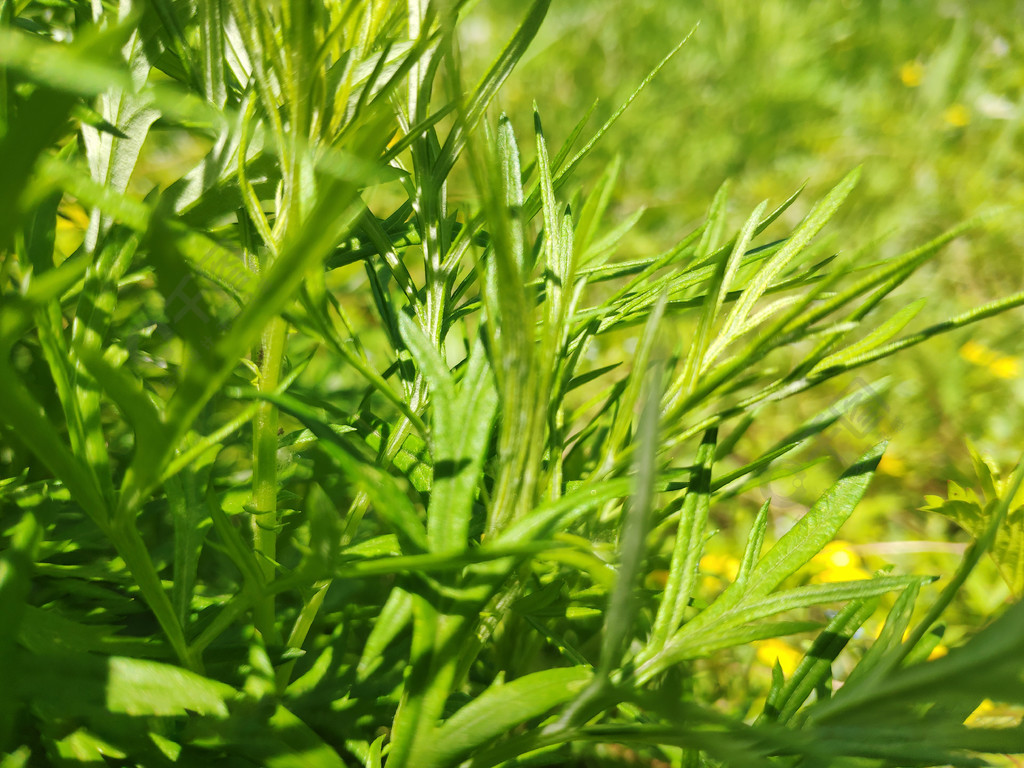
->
[2,1,1024,766]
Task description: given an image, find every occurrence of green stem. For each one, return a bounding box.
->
[252,315,288,643]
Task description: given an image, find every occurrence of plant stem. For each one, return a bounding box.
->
[252,315,288,642]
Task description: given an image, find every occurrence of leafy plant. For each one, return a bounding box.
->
[1,1,1024,766]
[923,443,1024,599]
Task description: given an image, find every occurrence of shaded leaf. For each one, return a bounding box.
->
[425,666,592,768]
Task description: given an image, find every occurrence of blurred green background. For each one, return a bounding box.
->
[464,0,1024,669]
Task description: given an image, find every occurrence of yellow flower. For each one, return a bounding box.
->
[900,60,923,87]
[960,340,996,366]
[756,639,802,676]
[811,542,870,583]
[959,341,1020,378]
[700,553,740,581]
[965,699,1024,728]
[944,103,971,127]
[700,553,740,593]
[646,569,669,589]
[55,200,91,258]
[877,453,907,477]
[57,200,91,231]
[813,541,859,570]
[989,356,1020,379]
[966,699,999,726]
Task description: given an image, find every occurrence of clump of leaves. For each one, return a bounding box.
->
[923,443,1024,599]
[2,1,1024,767]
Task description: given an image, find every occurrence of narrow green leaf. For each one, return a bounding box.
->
[694,180,731,267]
[842,579,922,689]
[398,313,456,406]
[690,200,769,377]
[492,477,633,547]
[718,168,860,347]
[78,346,168,458]
[105,656,231,716]
[0,86,74,247]
[735,499,771,587]
[400,317,498,554]
[811,297,927,374]
[0,363,108,526]
[165,462,212,628]
[600,292,667,472]
[23,652,232,719]
[761,596,878,724]
[655,575,920,667]
[554,28,696,192]
[236,388,428,553]
[435,0,551,180]
[497,114,525,272]
[808,724,997,767]
[535,109,567,285]
[143,0,197,91]
[257,705,348,768]
[356,587,413,681]
[81,26,159,251]
[649,428,717,650]
[575,153,620,264]
[714,379,891,494]
[425,666,592,768]
[781,213,995,344]
[601,361,661,672]
[811,596,1024,727]
[737,441,886,600]
[200,0,228,106]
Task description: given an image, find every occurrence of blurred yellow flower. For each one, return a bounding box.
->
[959,341,1020,378]
[943,103,971,127]
[899,60,923,87]
[700,553,739,580]
[646,569,669,589]
[58,200,91,231]
[811,541,870,583]
[989,356,1020,379]
[700,553,740,593]
[965,698,1024,728]
[756,639,802,676]
[960,340,995,365]
[813,541,859,570]
[55,200,91,259]
[877,453,907,477]
[966,699,999,726]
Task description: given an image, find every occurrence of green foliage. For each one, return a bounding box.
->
[1,1,1023,767]
[923,445,1024,598]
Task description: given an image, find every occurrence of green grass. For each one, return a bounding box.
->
[2,1,1024,766]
